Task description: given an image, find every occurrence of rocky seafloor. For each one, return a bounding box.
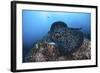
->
[25,38,91,62]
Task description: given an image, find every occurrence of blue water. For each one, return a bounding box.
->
[22,10,91,62]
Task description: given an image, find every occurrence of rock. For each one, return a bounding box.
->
[26,42,60,62]
[72,38,91,60]
[57,56,65,61]
[34,52,46,62]
[26,38,90,62]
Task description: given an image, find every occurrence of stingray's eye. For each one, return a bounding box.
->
[53,32,61,39]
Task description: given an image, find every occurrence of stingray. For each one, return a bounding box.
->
[48,21,84,55]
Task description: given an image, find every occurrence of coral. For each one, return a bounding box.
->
[26,38,91,62]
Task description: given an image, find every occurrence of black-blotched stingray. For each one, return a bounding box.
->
[49,21,84,55]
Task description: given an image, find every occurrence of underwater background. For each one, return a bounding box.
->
[22,10,91,62]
